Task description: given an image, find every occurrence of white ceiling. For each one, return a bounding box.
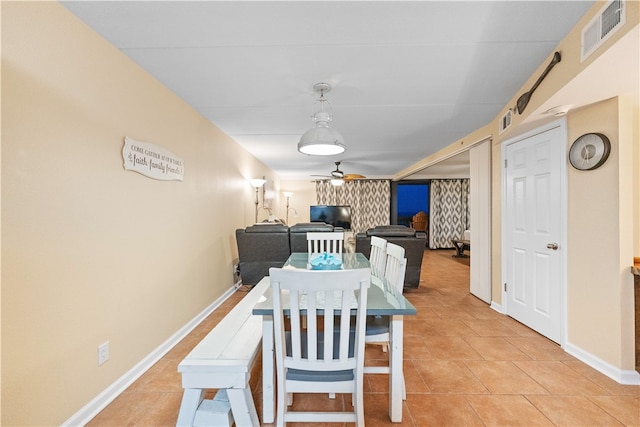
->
[61,1,594,180]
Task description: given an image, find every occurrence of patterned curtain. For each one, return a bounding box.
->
[315,180,390,233]
[429,179,470,249]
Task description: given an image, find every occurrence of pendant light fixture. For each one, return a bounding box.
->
[297,83,346,156]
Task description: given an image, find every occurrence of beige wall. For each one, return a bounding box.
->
[398,1,639,373]
[1,2,276,425]
[277,179,317,225]
[566,98,635,369]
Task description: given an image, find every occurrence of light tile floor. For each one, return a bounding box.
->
[87,249,639,426]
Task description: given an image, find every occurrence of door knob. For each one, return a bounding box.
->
[546,243,559,250]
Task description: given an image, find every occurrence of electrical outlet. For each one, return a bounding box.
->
[233,264,239,276]
[98,341,110,366]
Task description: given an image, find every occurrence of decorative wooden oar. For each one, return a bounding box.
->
[516,51,562,114]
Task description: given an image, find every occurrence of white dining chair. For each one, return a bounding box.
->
[382,243,406,293]
[369,235,387,278]
[307,231,344,254]
[364,242,407,399]
[269,267,370,427]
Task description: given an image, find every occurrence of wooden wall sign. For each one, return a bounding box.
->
[122,137,184,181]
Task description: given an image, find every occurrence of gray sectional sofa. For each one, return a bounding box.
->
[235,222,340,286]
[355,225,427,289]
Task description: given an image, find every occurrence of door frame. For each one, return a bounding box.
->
[500,118,568,347]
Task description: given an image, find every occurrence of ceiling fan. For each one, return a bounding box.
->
[311,161,366,183]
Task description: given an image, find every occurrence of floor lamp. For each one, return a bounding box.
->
[250,178,266,224]
[283,191,297,225]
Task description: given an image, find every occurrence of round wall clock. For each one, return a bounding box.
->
[569,133,611,171]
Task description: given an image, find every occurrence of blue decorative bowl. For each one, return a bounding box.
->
[309,253,343,270]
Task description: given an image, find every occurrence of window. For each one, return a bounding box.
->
[391,181,429,226]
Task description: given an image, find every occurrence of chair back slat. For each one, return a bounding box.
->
[324,290,337,361]
[322,295,335,362]
[338,289,354,360]
[307,231,344,254]
[369,235,387,277]
[384,243,407,292]
[306,292,318,361]
[289,290,302,359]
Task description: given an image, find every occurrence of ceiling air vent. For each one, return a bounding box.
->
[581,0,625,62]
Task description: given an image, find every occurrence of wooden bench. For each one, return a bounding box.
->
[176,278,270,427]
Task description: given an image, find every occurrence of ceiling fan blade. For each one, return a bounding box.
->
[344,174,366,180]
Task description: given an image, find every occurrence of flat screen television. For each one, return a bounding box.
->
[310,205,352,230]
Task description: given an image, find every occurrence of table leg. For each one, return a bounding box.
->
[227,388,260,426]
[262,315,275,423]
[389,316,404,422]
[176,388,205,427]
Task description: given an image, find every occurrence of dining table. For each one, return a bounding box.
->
[252,252,417,423]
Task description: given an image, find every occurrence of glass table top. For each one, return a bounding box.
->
[253,253,416,316]
[284,252,369,271]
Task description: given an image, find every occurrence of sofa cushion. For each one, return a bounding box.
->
[289,222,334,233]
[245,223,289,233]
[367,225,416,237]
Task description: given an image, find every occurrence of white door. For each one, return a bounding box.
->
[503,123,565,344]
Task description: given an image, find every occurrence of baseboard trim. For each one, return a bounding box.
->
[61,285,238,427]
[490,301,504,314]
[564,341,640,385]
